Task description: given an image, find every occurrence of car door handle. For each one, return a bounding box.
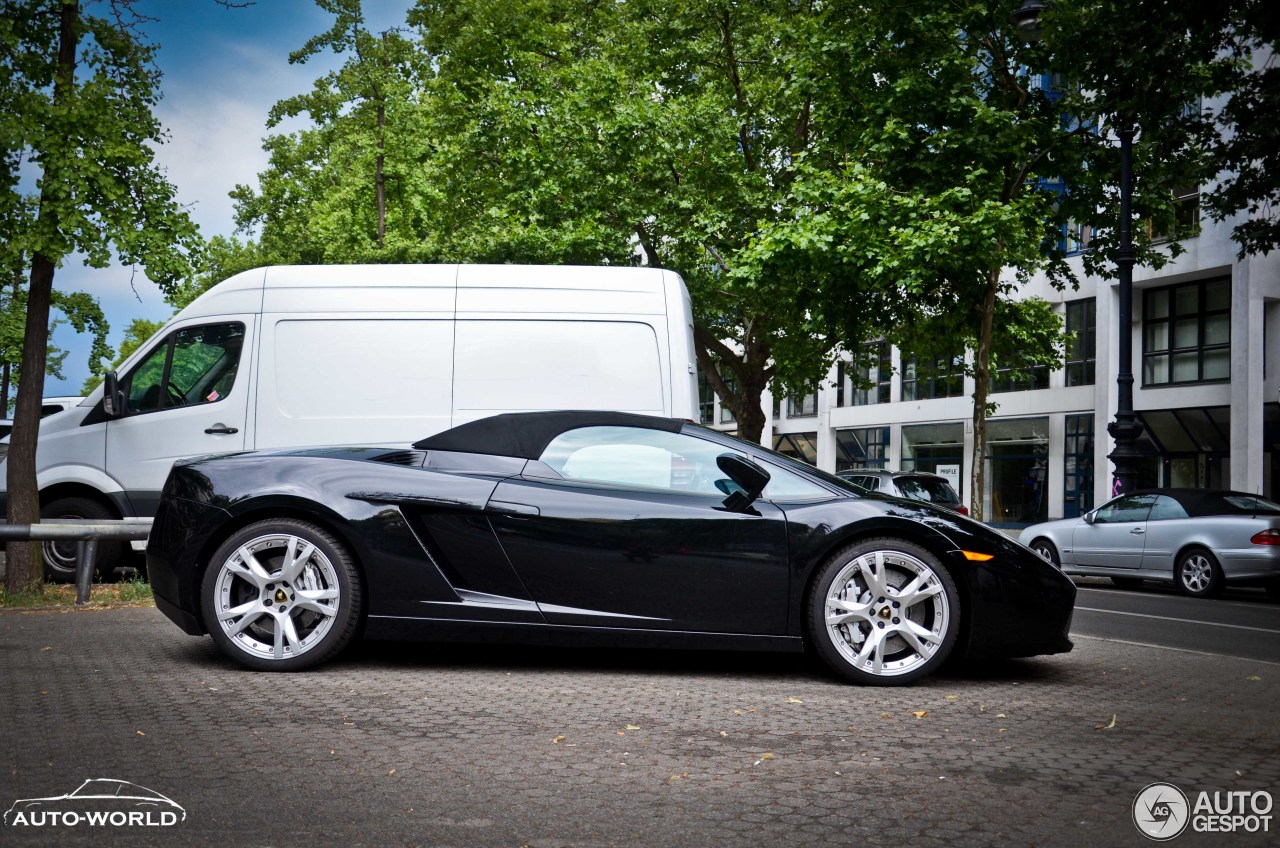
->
[1130,527,1145,535]
[487,500,540,518]
[204,424,239,435]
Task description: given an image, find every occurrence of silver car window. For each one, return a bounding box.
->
[1149,495,1190,521]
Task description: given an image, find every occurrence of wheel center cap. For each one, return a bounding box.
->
[878,607,893,620]
[274,589,288,604]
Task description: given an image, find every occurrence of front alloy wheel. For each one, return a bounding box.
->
[809,538,960,686]
[201,519,362,671]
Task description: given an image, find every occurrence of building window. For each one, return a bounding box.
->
[787,392,817,418]
[984,417,1049,525]
[902,352,964,401]
[991,361,1050,393]
[697,374,715,426]
[773,432,818,466]
[1149,185,1201,243]
[1143,278,1230,385]
[836,427,889,473]
[1064,414,1094,518]
[835,344,891,407]
[1065,298,1096,387]
[901,422,964,498]
[719,373,740,424]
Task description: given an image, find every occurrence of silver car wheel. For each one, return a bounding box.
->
[1172,558,1213,596]
[823,549,951,679]
[211,533,341,662]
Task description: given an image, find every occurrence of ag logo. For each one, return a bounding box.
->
[1133,782,1190,840]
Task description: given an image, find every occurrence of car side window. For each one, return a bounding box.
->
[1093,494,1157,523]
[124,323,245,416]
[1149,495,1190,521]
[539,426,827,500]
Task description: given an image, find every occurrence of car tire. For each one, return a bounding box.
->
[39,497,122,583]
[1029,538,1060,567]
[808,537,960,686]
[1176,547,1224,599]
[1110,576,1144,590]
[201,519,362,672]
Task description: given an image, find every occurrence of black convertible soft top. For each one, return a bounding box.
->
[412,411,684,459]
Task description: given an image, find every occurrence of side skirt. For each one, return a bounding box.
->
[364,615,806,653]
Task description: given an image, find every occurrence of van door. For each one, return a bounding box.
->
[104,318,253,516]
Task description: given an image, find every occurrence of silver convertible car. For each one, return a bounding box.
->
[1019,489,1280,598]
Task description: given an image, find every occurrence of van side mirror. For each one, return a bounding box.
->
[102,370,125,418]
[716,453,770,512]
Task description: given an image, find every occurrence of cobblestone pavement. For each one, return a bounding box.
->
[1,607,1277,847]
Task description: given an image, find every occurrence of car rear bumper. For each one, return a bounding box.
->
[1219,547,1280,582]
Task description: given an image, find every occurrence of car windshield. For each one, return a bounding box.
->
[894,476,959,504]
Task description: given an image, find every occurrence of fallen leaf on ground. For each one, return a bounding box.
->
[624,724,641,730]
[913,711,928,719]
[786,697,804,704]
[552,735,566,743]
[388,769,396,775]
[1093,714,1117,731]
[759,753,775,760]
[1247,675,1261,682]
[944,695,958,700]
[40,646,53,652]
[136,731,145,736]
[880,713,892,719]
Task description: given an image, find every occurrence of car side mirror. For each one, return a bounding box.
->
[1083,510,1096,525]
[716,453,770,512]
[102,370,125,418]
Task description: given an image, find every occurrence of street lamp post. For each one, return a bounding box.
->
[1009,0,1144,499]
[1106,122,1144,496]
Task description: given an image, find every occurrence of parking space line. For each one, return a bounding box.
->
[1075,606,1280,634]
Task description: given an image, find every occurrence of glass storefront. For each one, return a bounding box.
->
[1064,414,1094,518]
[984,418,1049,525]
[902,423,965,498]
[774,432,818,465]
[835,427,889,473]
[1134,406,1230,489]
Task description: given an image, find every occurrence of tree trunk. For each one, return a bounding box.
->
[968,266,1000,523]
[5,254,55,593]
[4,0,78,593]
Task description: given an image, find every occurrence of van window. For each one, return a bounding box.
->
[125,323,244,415]
[453,321,665,413]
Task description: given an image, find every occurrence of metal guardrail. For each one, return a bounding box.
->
[0,519,152,604]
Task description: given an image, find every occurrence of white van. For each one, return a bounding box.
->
[2,264,698,576]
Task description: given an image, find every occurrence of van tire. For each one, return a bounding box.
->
[39,497,122,583]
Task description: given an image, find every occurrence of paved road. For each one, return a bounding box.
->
[2,605,1277,847]
[1071,579,1280,663]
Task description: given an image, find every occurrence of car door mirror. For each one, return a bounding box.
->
[1083,510,1096,525]
[102,370,125,418]
[716,453,770,512]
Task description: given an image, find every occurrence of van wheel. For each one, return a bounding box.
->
[39,497,122,583]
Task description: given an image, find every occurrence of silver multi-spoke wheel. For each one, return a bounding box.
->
[1176,548,1223,598]
[202,520,361,671]
[810,539,959,685]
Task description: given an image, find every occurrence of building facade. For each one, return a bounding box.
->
[704,172,1280,528]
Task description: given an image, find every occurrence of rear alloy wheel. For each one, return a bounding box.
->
[40,496,122,583]
[201,519,362,671]
[1029,538,1060,568]
[809,538,960,686]
[1176,547,1224,599]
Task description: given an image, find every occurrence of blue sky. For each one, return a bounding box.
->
[42,0,413,397]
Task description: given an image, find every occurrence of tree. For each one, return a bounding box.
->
[738,0,1221,518]
[1,0,200,593]
[80,316,161,394]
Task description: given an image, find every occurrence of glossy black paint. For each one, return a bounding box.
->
[146,422,1075,664]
